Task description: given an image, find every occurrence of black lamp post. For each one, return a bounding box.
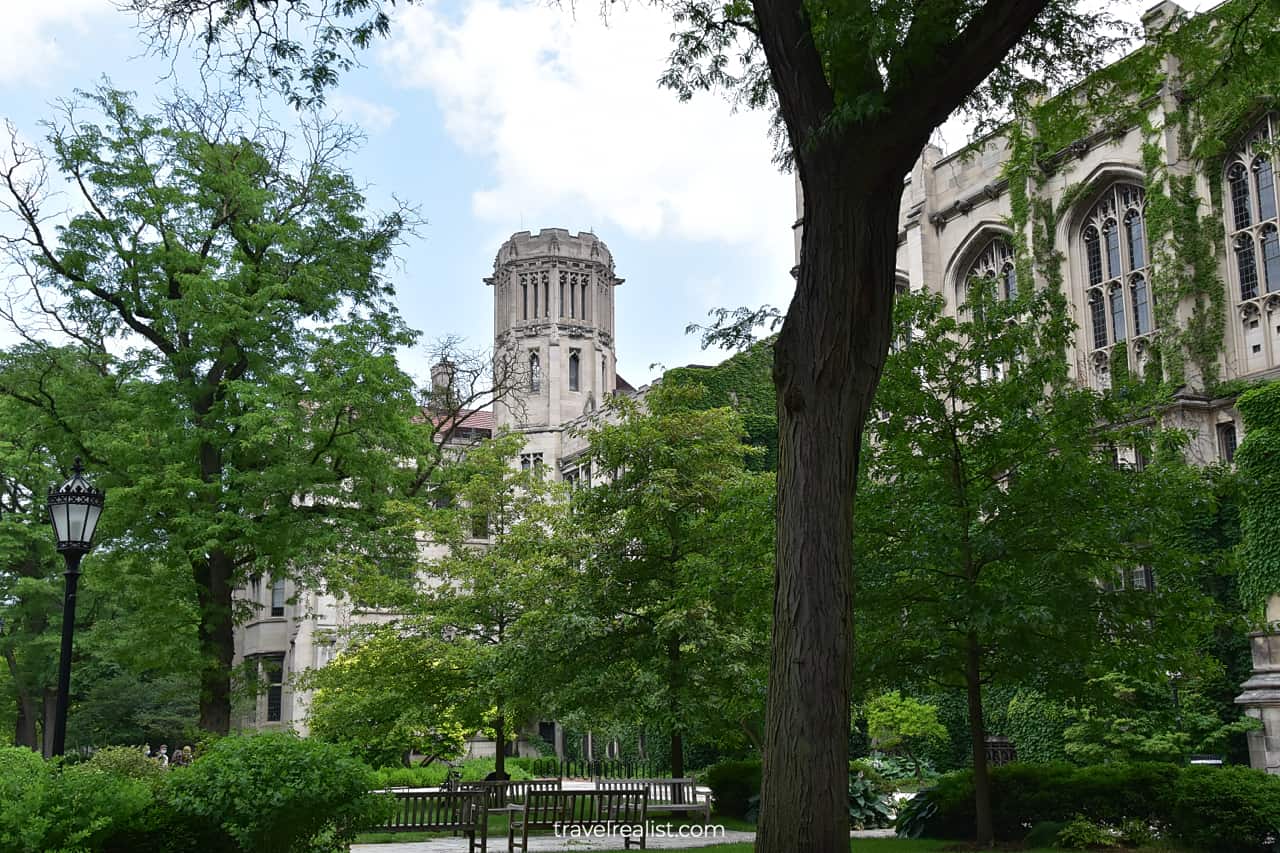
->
[47,458,104,757]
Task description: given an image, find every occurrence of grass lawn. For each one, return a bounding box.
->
[658,842,1188,853]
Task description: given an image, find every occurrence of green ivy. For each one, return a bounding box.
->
[1236,381,1280,612]
[663,340,778,471]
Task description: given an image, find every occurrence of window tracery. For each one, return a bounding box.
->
[1225,115,1280,372]
[959,236,1016,316]
[1079,183,1152,387]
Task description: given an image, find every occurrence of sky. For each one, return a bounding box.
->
[0,0,802,387]
[0,0,1217,387]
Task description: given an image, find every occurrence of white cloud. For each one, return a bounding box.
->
[327,92,399,134]
[381,0,795,301]
[0,0,117,86]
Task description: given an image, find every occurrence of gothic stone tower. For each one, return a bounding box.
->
[487,229,622,473]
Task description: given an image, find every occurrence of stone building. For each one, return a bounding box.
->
[230,229,636,757]
[789,0,1277,769]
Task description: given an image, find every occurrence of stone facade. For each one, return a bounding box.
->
[789,3,1279,770]
[230,228,632,757]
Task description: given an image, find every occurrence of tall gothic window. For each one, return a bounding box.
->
[1081,183,1152,353]
[521,274,529,320]
[529,351,541,392]
[959,236,1016,316]
[542,272,550,317]
[568,350,580,391]
[559,272,566,318]
[1224,115,1280,372]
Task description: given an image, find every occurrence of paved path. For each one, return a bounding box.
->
[352,828,896,852]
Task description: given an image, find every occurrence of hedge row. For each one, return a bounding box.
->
[0,733,388,853]
[908,761,1280,851]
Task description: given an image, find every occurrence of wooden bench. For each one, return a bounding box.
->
[597,777,711,823]
[509,788,648,852]
[460,778,562,812]
[377,790,488,853]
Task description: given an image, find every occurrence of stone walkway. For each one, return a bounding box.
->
[352,828,896,852]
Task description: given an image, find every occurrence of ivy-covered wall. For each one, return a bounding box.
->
[1236,381,1280,612]
[663,340,778,471]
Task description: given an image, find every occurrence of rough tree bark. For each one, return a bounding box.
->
[966,633,994,845]
[757,174,903,853]
[195,547,235,734]
[745,0,1053,849]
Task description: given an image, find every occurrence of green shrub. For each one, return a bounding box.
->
[163,732,391,853]
[1022,820,1068,847]
[85,747,167,786]
[0,749,155,853]
[1165,765,1280,852]
[703,759,761,819]
[1055,815,1119,849]
[849,759,894,794]
[847,773,894,829]
[909,760,1280,846]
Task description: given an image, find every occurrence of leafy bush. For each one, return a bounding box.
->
[1022,820,1068,847]
[1055,815,1119,849]
[85,746,167,786]
[703,759,761,819]
[893,791,938,839]
[0,749,154,853]
[1165,765,1280,852]
[163,732,391,853]
[847,772,894,829]
[907,760,1280,846]
[849,759,894,794]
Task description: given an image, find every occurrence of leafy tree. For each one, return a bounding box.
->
[862,691,947,781]
[302,625,476,768]
[855,286,1212,842]
[0,87,425,733]
[414,431,568,776]
[528,384,773,776]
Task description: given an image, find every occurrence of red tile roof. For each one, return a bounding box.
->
[420,408,495,435]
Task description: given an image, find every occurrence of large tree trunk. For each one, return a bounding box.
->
[41,689,57,758]
[756,177,902,853]
[494,708,506,776]
[669,638,684,788]
[966,632,994,846]
[195,547,235,734]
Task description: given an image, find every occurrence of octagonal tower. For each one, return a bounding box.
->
[486,229,623,469]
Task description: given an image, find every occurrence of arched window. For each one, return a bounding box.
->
[960,236,1015,315]
[1084,227,1103,286]
[559,272,566,318]
[1229,162,1252,230]
[1131,274,1152,336]
[570,274,577,318]
[1109,284,1127,343]
[529,352,541,392]
[568,351,580,391]
[521,274,529,320]
[1227,117,1280,299]
[1256,154,1277,221]
[1103,220,1122,278]
[1263,224,1280,292]
[1125,209,1145,269]
[1089,291,1108,351]
[1224,115,1280,371]
[1080,183,1151,359]
[1236,235,1259,301]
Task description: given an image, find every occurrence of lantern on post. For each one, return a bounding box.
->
[47,458,104,757]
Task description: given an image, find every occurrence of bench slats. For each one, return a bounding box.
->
[510,789,648,852]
